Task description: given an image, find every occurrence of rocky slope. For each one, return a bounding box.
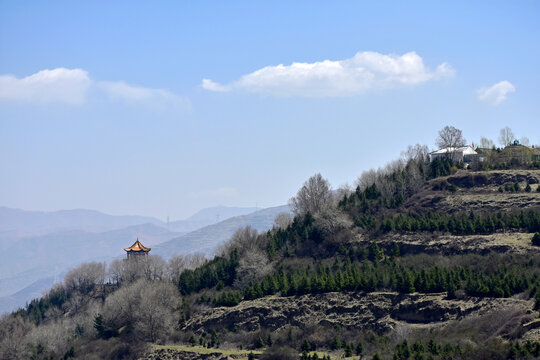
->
[368,231,540,256]
[184,292,537,340]
[142,346,255,360]
[406,169,540,214]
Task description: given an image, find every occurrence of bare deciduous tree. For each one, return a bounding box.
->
[120,257,145,284]
[401,144,429,163]
[64,262,106,294]
[108,259,124,285]
[26,320,74,357]
[313,206,352,244]
[334,183,353,205]
[479,137,495,149]
[356,169,378,191]
[167,255,187,281]
[137,281,179,342]
[111,255,170,284]
[218,226,260,257]
[101,281,140,333]
[234,248,272,288]
[520,137,530,146]
[0,314,34,360]
[101,279,178,342]
[273,212,292,230]
[145,255,167,281]
[498,126,515,147]
[289,173,332,216]
[168,253,207,280]
[355,144,431,206]
[435,125,466,149]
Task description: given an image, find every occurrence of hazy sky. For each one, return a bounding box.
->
[1,1,539,220]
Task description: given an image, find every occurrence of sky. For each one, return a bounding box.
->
[1,1,539,220]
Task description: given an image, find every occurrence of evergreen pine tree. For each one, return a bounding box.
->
[331,336,341,350]
[356,342,364,356]
[301,339,311,352]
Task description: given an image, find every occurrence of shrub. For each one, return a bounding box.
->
[301,339,311,352]
[356,342,364,355]
[255,335,265,348]
[532,233,540,247]
[260,346,298,360]
[344,343,353,357]
[525,183,532,192]
[330,336,341,350]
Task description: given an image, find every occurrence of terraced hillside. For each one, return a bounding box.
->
[407,170,540,214]
[3,166,539,360]
[160,168,540,359]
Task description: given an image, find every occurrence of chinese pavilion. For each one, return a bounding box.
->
[124,238,151,258]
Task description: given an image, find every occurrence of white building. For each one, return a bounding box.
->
[429,146,481,163]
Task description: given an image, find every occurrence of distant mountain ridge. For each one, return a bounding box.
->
[0,206,164,235]
[0,223,181,297]
[0,205,267,314]
[168,206,260,233]
[0,206,263,236]
[154,205,290,259]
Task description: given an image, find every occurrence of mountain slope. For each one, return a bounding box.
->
[0,205,275,314]
[0,223,181,313]
[0,276,56,316]
[167,206,260,233]
[153,205,290,258]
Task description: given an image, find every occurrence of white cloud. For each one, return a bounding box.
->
[188,187,238,199]
[477,80,515,105]
[98,81,190,110]
[201,51,454,97]
[0,68,189,110]
[0,68,91,105]
[201,79,230,92]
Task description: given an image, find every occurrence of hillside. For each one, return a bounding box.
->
[2,160,540,360]
[150,165,540,359]
[168,206,261,233]
[153,205,290,258]
[0,206,262,314]
[0,223,181,314]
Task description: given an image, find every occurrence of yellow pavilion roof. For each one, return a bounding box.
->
[124,239,151,252]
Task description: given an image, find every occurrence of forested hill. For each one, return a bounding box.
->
[2,139,540,360]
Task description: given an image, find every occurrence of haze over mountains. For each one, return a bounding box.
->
[0,207,164,238]
[154,205,290,258]
[0,205,288,314]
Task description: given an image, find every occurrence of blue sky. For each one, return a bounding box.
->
[1,1,539,220]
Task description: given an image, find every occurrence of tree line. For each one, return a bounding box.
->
[376,210,540,235]
[197,258,538,307]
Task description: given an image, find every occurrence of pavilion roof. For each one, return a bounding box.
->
[124,238,151,252]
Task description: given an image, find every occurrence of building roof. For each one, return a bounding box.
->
[124,238,151,252]
[430,146,477,156]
